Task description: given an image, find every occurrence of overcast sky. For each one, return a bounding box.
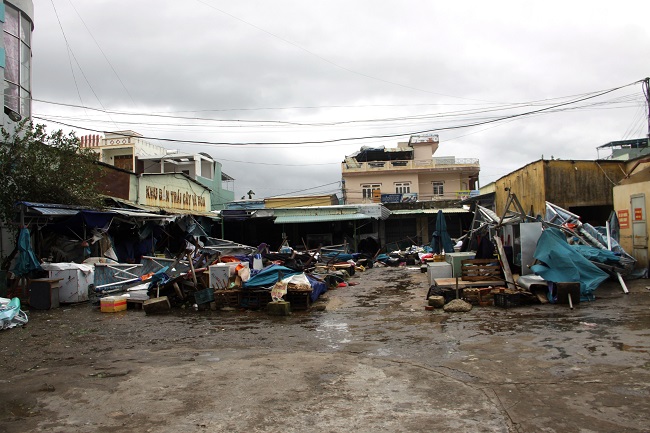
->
[32,0,650,200]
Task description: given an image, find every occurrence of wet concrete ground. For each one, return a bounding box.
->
[0,266,649,432]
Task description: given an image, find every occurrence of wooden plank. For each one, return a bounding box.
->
[461,259,500,265]
[432,278,504,288]
[143,296,171,314]
[493,236,516,290]
[460,258,502,282]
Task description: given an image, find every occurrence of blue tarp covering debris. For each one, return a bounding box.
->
[243,264,300,288]
[305,274,327,302]
[572,245,622,266]
[11,228,41,276]
[531,228,609,301]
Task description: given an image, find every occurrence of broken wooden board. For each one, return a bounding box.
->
[143,296,171,314]
[460,259,502,282]
[493,236,516,290]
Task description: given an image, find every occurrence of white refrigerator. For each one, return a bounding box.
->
[40,263,94,303]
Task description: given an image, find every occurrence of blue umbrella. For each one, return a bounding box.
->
[430,210,454,254]
[11,228,42,276]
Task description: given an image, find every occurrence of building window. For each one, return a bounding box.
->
[432,181,444,196]
[395,182,410,194]
[113,155,133,171]
[3,3,32,119]
[362,184,381,201]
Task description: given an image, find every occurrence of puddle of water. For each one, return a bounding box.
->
[612,342,648,353]
[315,319,351,349]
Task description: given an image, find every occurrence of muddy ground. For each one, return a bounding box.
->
[0,266,649,433]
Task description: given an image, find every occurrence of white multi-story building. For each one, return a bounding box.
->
[1,0,33,127]
[341,134,480,204]
[80,130,235,210]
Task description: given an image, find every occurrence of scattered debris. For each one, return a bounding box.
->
[443,299,473,313]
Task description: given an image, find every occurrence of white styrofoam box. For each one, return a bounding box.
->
[209,263,239,288]
[444,252,476,278]
[427,262,452,285]
[40,263,94,303]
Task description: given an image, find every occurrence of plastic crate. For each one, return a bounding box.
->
[100,295,127,313]
[239,290,272,309]
[194,288,215,305]
[462,288,481,305]
[493,291,523,308]
[285,291,311,311]
[214,290,240,308]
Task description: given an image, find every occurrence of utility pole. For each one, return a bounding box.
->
[642,77,650,145]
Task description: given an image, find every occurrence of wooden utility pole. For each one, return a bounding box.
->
[642,77,650,139]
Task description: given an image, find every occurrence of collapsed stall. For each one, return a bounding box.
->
[426,193,640,310]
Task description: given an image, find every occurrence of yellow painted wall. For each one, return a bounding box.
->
[139,175,210,212]
[265,195,338,208]
[613,180,649,269]
[343,173,419,204]
[495,160,546,216]
[344,171,470,204]
[495,160,626,217]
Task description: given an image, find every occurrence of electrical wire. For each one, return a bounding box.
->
[32,89,642,128]
[66,0,136,106]
[48,0,118,128]
[33,81,639,146]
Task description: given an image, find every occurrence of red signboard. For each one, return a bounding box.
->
[618,210,629,229]
[634,207,643,221]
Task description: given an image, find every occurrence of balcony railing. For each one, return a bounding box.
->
[342,157,479,172]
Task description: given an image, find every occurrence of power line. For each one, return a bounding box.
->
[49,0,84,113]
[48,0,117,128]
[33,79,640,146]
[33,89,642,128]
[66,0,136,106]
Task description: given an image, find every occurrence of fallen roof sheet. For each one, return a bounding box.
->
[109,209,172,219]
[29,206,79,216]
[274,213,371,224]
[390,208,469,215]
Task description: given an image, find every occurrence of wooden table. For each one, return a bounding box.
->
[427,277,506,300]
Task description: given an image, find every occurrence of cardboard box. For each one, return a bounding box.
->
[209,263,241,288]
[427,262,452,285]
[100,295,127,313]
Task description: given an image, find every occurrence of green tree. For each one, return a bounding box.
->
[0,121,104,227]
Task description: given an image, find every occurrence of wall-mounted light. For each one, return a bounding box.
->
[4,106,22,122]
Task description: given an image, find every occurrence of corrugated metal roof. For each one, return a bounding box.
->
[31,207,79,216]
[274,213,371,224]
[110,209,172,219]
[159,208,221,219]
[390,208,469,215]
[272,204,390,220]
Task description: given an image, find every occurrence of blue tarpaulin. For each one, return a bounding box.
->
[11,228,41,276]
[531,228,608,301]
[572,245,621,266]
[243,264,300,288]
[305,274,327,302]
[322,252,359,262]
